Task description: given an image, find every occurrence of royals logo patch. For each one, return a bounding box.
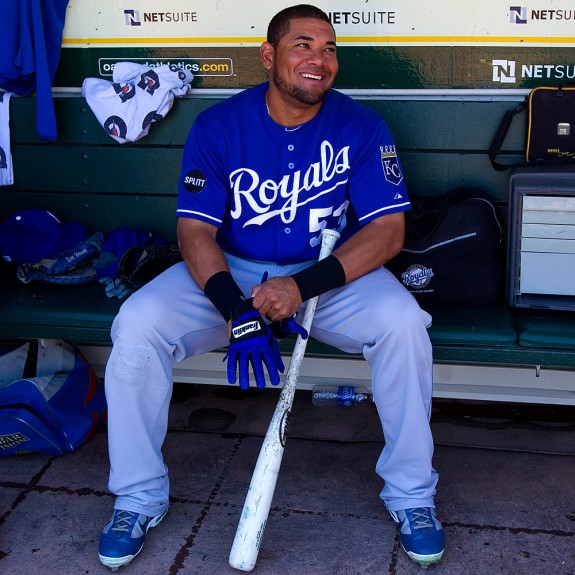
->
[401,264,434,289]
[380,145,403,186]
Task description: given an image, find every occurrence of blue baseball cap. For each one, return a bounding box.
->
[0,210,88,264]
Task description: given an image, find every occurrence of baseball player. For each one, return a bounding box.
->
[98,4,444,570]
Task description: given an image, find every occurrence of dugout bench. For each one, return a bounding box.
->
[1,93,574,405]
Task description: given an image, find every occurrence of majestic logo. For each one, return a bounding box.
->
[380,145,403,186]
[104,116,128,140]
[229,140,350,227]
[0,146,7,170]
[137,70,160,95]
[509,6,527,24]
[113,82,136,103]
[401,264,434,289]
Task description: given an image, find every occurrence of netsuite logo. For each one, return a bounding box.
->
[124,9,197,25]
[492,59,517,83]
[509,6,527,24]
[492,59,575,83]
[509,6,575,23]
[124,9,141,26]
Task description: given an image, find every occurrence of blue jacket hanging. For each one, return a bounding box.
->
[0,0,70,141]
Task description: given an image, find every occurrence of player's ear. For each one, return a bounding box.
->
[260,42,274,71]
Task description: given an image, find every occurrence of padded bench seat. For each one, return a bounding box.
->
[1,266,512,349]
[517,310,575,350]
[3,266,573,369]
[427,305,517,346]
[0,271,120,343]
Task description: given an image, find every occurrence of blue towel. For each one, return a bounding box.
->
[0,93,13,186]
[0,0,70,141]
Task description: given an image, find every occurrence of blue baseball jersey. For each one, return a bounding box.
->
[177,82,409,264]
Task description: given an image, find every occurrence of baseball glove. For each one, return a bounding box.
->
[116,243,182,291]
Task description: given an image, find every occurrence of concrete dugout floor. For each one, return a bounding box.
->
[2,383,575,575]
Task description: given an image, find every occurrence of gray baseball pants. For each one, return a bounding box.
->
[105,254,438,517]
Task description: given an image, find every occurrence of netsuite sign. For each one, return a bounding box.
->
[124,9,198,25]
[492,59,575,83]
[509,6,575,24]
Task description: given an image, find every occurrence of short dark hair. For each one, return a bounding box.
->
[267,4,333,47]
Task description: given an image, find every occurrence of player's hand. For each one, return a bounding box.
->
[269,315,309,340]
[252,274,302,321]
[226,299,284,390]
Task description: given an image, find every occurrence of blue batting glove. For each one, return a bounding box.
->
[269,315,309,340]
[226,299,284,390]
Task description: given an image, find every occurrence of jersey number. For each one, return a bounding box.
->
[309,201,348,247]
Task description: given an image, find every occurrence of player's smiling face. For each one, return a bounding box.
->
[267,17,338,107]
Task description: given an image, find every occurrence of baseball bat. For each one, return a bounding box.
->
[228,228,341,572]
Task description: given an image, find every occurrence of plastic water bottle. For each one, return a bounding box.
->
[311,385,372,407]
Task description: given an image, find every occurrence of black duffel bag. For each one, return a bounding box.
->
[386,187,505,308]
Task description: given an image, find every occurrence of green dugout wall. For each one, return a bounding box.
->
[57,1,575,91]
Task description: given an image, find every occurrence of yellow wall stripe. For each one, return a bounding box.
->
[63,35,575,46]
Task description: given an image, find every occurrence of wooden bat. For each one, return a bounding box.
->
[228,228,341,572]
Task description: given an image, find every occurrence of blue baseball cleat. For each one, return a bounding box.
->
[389,507,445,566]
[98,507,168,570]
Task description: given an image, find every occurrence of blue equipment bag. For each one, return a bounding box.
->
[0,339,107,456]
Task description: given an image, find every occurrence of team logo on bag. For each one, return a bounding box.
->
[380,145,403,186]
[113,82,136,103]
[401,264,434,289]
[142,111,164,130]
[105,115,128,140]
[138,70,160,95]
[169,64,188,81]
[0,432,29,451]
